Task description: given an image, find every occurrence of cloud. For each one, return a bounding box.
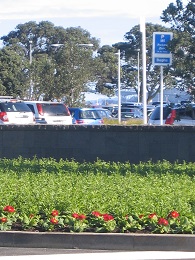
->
[0,0,186,20]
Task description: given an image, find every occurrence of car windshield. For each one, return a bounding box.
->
[96,110,112,118]
[42,103,69,116]
[79,110,101,119]
[1,102,31,112]
[149,106,172,120]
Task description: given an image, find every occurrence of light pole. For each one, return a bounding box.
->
[136,49,140,103]
[116,49,121,124]
[29,40,33,100]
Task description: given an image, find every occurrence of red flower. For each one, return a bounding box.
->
[158,218,169,226]
[0,217,7,223]
[72,213,80,219]
[51,210,59,217]
[72,213,86,220]
[139,214,144,219]
[102,214,114,221]
[168,210,179,219]
[148,213,157,219]
[78,214,86,220]
[91,211,102,217]
[3,205,15,213]
[50,218,58,225]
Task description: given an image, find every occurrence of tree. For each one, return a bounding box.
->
[1,21,99,105]
[114,23,176,103]
[161,0,195,97]
[93,45,119,96]
[0,45,29,97]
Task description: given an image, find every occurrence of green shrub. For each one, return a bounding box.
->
[0,157,195,233]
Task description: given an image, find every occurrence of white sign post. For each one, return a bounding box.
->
[152,32,173,125]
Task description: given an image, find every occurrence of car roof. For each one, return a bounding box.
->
[69,107,100,110]
[24,101,63,104]
[0,99,24,103]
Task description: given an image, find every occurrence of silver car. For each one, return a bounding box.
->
[24,101,72,125]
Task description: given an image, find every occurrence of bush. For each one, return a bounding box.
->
[0,157,195,233]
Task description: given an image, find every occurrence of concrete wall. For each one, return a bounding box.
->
[0,124,194,163]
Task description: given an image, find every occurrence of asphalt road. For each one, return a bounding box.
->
[0,248,195,260]
[0,247,108,256]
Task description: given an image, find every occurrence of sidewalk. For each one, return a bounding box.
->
[0,231,195,251]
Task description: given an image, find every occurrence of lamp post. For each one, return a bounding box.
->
[116,49,121,124]
[29,40,33,100]
[51,43,93,48]
[136,49,140,103]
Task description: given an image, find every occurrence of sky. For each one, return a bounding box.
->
[0,0,189,46]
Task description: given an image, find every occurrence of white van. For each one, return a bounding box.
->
[24,101,72,125]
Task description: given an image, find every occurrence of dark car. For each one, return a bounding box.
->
[148,104,195,125]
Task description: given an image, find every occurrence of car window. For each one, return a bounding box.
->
[80,110,101,119]
[97,110,107,118]
[41,103,69,116]
[176,107,195,120]
[1,102,31,112]
[26,104,35,114]
[150,106,172,120]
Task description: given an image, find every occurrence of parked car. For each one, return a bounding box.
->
[151,101,167,106]
[94,108,113,119]
[69,108,103,125]
[0,99,35,125]
[148,104,195,125]
[148,105,173,125]
[102,105,118,116]
[114,107,143,119]
[24,101,72,125]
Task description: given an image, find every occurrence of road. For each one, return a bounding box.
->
[0,248,195,260]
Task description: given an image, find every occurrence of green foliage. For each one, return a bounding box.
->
[0,45,29,97]
[115,23,177,103]
[0,158,195,233]
[0,21,99,103]
[0,5,194,102]
[95,45,118,96]
[161,0,195,93]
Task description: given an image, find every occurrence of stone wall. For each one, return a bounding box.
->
[0,124,194,163]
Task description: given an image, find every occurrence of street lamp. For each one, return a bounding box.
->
[136,49,140,103]
[51,43,93,48]
[29,40,33,100]
[116,49,121,124]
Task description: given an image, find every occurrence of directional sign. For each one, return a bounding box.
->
[152,32,173,66]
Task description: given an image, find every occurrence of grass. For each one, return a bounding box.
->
[103,118,143,125]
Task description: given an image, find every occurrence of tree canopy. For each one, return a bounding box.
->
[161,0,195,94]
[0,0,194,104]
[0,21,99,105]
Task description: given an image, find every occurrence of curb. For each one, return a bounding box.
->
[0,232,195,251]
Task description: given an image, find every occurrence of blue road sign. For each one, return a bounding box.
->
[153,32,173,66]
[154,34,172,54]
[154,57,171,64]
